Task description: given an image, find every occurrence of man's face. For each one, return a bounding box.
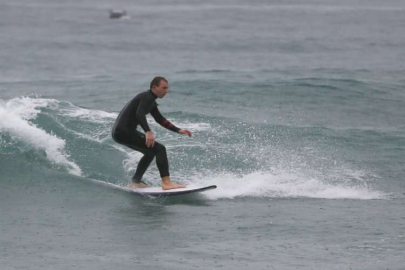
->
[152,80,169,98]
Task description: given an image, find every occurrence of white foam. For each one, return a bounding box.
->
[0,97,82,176]
[61,106,117,123]
[122,150,143,174]
[171,121,211,132]
[184,171,385,200]
[2,96,58,120]
[147,117,211,132]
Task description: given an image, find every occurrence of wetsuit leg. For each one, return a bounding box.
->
[132,148,155,183]
[112,130,170,183]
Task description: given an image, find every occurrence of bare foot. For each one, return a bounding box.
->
[161,176,186,190]
[162,182,186,190]
[128,182,149,189]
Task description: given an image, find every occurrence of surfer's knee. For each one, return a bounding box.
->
[144,151,156,160]
[154,143,166,154]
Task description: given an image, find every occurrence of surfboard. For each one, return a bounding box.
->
[129,185,217,197]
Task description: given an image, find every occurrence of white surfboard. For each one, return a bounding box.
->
[129,185,217,197]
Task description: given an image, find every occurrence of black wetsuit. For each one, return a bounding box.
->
[112,90,180,183]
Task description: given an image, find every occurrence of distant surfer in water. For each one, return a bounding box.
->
[112,77,192,190]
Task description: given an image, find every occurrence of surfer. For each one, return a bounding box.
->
[111,77,192,190]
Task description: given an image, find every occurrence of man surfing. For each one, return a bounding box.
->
[112,77,192,190]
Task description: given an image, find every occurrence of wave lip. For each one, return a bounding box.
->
[0,97,82,176]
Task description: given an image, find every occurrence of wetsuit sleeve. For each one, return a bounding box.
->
[150,105,180,133]
[135,94,154,132]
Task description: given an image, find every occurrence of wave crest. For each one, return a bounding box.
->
[0,97,82,176]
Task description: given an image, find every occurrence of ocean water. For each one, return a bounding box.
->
[1,0,405,269]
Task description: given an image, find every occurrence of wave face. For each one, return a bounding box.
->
[0,96,389,200]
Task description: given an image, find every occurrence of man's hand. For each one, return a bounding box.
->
[145,131,155,147]
[179,129,193,137]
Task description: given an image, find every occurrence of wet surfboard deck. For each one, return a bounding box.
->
[129,185,217,197]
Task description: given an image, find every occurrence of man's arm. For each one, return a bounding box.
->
[150,105,180,133]
[135,95,154,132]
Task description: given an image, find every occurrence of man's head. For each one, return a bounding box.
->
[150,77,169,98]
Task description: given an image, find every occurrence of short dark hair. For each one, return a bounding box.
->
[150,77,168,89]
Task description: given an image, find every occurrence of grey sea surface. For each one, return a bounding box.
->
[1,0,405,269]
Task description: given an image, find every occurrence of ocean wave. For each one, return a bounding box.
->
[0,97,82,176]
[0,96,391,200]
